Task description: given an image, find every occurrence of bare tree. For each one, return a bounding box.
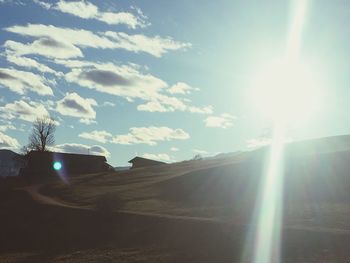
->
[192,154,203,161]
[20,145,31,156]
[27,117,56,152]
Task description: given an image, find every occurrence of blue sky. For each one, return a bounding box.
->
[0,0,349,166]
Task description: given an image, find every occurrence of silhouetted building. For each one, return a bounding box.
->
[128,156,165,169]
[20,151,109,180]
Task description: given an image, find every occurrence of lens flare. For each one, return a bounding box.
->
[255,124,285,263]
[243,1,310,263]
[53,161,62,171]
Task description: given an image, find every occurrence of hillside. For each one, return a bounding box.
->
[0,149,25,177]
[38,135,350,229]
[2,135,350,262]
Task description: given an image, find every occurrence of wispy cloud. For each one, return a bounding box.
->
[57,59,211,114]
[0,131,19,149]
[5,24,189,58]
[0,124,16,132]
[0,100,50,122]
[101,101,116,107]
[80,127,190,146]
[79,130,112,143]
[187,105,213,114]
[32,0,51,9]
[105,31,190,58]
[112,126,190,146]
[63,60,167,100]
[168,82,199,95]
[137,95,213,114]
[6,54,62,76]
[5,38,83,59]
[34,0,148,29]
[0,68,53,95]
[52,143,110,157]
[0,0,25,6]
[204,113,236,128]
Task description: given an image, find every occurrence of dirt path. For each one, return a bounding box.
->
[22,185,90,210]
[22,184,350,236]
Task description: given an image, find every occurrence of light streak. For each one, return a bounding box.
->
[243,1,309,262]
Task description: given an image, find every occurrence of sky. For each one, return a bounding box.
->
[0,0,349,166]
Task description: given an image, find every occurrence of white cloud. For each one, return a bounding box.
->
[56,0,98,19]
[0,68,53,96]
[137,96,212,114]
[105,31,191,58]
[5,24,117,52]
[52,59,210,114]
[170,147,179,152]
[79,118,97,125]
[0,0,24,5]
[52,143,110,157]
[0,100,50,122]
[99,12,145,28]
[6,54,62,76]
[54,59,209,115]
[146,95,187,112]
[63,61,167,101]
[112,126,190,146]
[0,132,19,149]
[188,105,213,114]
[0,124,16,132]
[32,0,51,9]
[79,130,112,143]
[54,0,147,29]
[204,113,236,128]
[137,101,168,112]
[142,153,171,162]
[101,101,116,107]
[168,82,199,95]
[56,92,97,123]
[5,24,189,58]
[5,39,83,59]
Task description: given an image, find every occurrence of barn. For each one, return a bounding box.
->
[20,151,110,180]
[128,156,166,169]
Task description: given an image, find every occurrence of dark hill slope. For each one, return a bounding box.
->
[0,149,25,177]
[40,135,350,229]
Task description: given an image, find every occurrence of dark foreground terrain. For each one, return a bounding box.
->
[2,136,350,262]
[2,188,350,263]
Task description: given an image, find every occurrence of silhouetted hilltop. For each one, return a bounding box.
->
[0,149,25,177]
[285,134,350,156]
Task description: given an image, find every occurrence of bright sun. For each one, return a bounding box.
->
[251,59,324,126]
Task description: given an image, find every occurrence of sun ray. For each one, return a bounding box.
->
[243,1,310,262]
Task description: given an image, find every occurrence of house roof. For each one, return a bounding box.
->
[128,156,165,164]
[28,151,107,161]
